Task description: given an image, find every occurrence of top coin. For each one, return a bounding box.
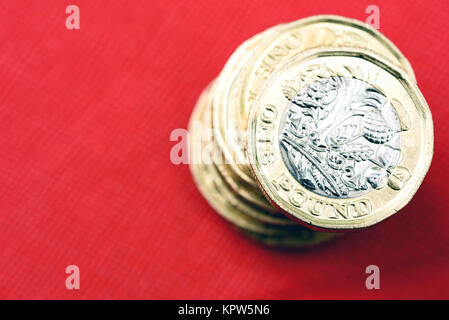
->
[247,47,433,231]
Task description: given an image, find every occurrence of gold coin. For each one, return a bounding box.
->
[189,84,270,234]
[213,26,278,188]
[247,47,433,231]
[212,26,281,211]
[215,15,417,188]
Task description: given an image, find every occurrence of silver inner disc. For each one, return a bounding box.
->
[279,77,402,199]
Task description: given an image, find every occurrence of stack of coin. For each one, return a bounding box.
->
[189,15,433,247]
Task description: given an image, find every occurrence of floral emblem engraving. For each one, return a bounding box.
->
[279,72,410,198]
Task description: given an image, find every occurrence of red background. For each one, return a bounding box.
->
[0,0,448,299]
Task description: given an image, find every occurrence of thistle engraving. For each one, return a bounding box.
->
[279,75,408,198]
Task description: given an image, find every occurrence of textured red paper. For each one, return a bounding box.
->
[0,0,448,299]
